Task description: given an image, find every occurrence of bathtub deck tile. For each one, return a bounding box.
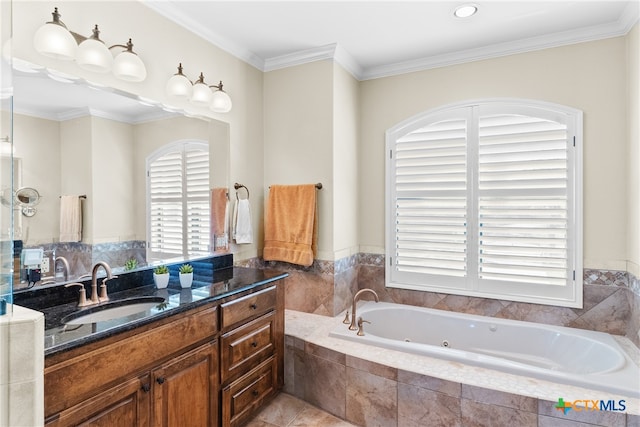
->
[304,353,347,419]
[306,341,347,365]
[346,355,398,381]
[462,383,538,412]
[397,369,461,398]
[398,383,461,427]
[537,415,595,427]
[346,367,398,427]
[628,413,640,427]
[461,399,537,427]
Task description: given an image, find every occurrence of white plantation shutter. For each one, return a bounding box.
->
[147,141,210,259]
[386,100,582,307]
[392,112,469,288]
[478,113,568,286]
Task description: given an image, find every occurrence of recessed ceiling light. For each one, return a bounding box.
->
[454,4,478,18]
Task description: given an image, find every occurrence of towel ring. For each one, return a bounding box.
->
[234,183,250,200]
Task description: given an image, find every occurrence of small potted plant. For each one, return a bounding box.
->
[153,264,170,289]
[124,258,138,271]
[179,263,193,288]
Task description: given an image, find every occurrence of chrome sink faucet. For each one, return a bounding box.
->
[90,261,117,304]
[348,288,379,330]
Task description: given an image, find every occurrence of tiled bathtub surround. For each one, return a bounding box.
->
[236,256,359,316]
[238,255,640,347]
[284,310,640,427]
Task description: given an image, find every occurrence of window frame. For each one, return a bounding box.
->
[385,99,583,308]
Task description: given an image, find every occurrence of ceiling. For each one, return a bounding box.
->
[145,0,639,80]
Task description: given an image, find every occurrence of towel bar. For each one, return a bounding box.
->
[268,183,323,190]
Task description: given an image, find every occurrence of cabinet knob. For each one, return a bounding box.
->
[251,341,258,348]
[250,303,258,310]
[252,389,259,397]
[156,377,166,385]
[141,384,150,393]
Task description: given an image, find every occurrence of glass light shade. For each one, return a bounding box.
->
[190,82,212,106]
[210,90,232,113]
[113,51,147,82]
[34,23,77,60]
[166,73,192,99]
[76,38,113,73]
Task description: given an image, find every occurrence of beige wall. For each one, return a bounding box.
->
[60,117,93,241]
[332,62,360,259]
[360,36,630,271]
[91,117,135,243]
[12,114,60,245]
[263,60,334,260]
[627,24,640,277]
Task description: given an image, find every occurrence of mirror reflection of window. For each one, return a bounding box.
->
[147,140,210,261]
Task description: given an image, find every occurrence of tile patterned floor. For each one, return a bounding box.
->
[244,393,357,427]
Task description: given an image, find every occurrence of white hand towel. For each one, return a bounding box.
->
[233,199,253,244]
[59,195,82,242]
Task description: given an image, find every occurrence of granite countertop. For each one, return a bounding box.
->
[29,266,287,357]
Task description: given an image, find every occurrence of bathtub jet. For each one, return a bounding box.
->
[330,301,640,398]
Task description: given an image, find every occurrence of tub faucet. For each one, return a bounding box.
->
[349,288,379,330]
[90,261,117,304]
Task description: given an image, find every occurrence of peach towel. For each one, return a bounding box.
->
[59,195,82,242]
[263,184,317,267]
[210,188,229,248]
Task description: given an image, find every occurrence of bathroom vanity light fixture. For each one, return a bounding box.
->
[34,7,147,82]
[166,63,232,113]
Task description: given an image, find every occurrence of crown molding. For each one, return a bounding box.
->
[263,44,337,72]
[141,1,265,71]
[144,1,639,81]
[360,14,640,81]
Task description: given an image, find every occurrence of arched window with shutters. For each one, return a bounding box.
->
[147,140,210,260]
[386,99,583,307]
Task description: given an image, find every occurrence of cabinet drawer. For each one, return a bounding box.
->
[222,356,277,427]
[221,312,275,384]
[220,286,276,330]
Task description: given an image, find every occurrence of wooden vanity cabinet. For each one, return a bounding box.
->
[151,341,218,427]
[44,279,285,427]
[45,304,219,427]
[220,285,284,427]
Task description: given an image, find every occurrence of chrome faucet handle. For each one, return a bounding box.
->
[357,317,371,336]
[342,310,350,324]
[65,282,90,307]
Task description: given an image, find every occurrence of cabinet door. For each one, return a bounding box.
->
[151,341,218,427]
[45,375,150,427]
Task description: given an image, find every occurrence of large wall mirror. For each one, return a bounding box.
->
[10,61,230,288]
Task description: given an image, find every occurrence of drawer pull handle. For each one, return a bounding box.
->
[156,377,166,385]
[251,341,258,348]
[252,389,259,397]
[250,303,258,310]
[141,384,150,393]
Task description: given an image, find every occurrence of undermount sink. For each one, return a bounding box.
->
[62,296,166,325]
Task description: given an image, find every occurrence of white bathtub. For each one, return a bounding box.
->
[329,301,640,398]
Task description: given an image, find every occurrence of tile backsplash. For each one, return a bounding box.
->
[237,254,640,347]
